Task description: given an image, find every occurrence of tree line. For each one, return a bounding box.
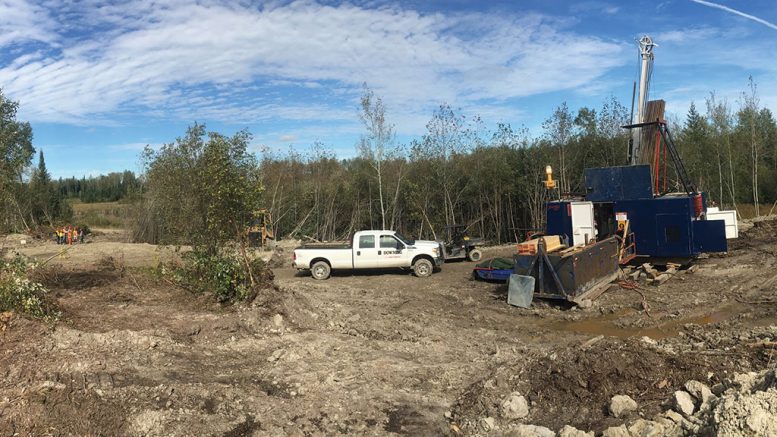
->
[259,94,628,244]
[3,80,777,242]
[258,82,777,244]
[677,79,777,217]
[55,171,141,203]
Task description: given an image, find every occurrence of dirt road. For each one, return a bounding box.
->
[1,222,776,435]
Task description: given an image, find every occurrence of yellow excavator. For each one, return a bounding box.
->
[247,209,274,247]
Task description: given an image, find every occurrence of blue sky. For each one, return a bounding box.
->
[1,0,776,178]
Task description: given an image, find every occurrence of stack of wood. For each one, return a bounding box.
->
[625,262,677,286]
[516,235,564,255]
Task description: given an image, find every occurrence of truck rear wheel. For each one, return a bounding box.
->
[413,258,434,278]
[467,248,483,262]
[310,261,331,280]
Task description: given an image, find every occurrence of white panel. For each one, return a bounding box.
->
[706,210,738,239]
[570,201,595,246]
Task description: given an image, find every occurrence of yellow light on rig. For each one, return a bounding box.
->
[544,165,556,189]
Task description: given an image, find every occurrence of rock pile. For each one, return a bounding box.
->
[466,369,777,436]
[600,369,777,436]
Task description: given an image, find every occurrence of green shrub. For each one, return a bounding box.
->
[0,256,59,320]
[168,248,272,303]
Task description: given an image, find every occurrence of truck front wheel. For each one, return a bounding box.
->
[310,261,331,280]
[413,258,434,278]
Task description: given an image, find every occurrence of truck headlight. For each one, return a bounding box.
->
[432,248,438,256]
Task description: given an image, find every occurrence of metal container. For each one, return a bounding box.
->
[513,237,619,303]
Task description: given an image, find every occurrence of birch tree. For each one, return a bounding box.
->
[739,77,761,216]
[706,94,737,212]
[542,102,574,193]
[358,85,395,230]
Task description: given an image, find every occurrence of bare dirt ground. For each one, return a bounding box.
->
[1,221,776,436]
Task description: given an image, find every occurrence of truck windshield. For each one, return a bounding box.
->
[394,233,414,245]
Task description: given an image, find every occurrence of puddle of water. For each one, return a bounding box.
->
[549,305,741,340]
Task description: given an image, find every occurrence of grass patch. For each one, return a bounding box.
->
[732,203,777,219]
[69,200,134,228]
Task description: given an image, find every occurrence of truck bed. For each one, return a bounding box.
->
[297,241,351,250]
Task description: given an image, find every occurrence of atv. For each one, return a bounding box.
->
[441,224,484,262]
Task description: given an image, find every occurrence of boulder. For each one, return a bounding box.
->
[601,424,630,437]
[577,299,593,309]
[628,419,665,437]
[652,415,683,437]
[663,410,687,425]
[500,392,530,420]
[480,417,496,431]
[558,424,594,437]
[673,390,696,417]
[609,394,638,418]
[684,380,715,410]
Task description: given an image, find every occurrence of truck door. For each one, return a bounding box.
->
[354,234,380,268]
[379,234,406,268]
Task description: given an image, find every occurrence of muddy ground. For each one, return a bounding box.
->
[1,220,776,436]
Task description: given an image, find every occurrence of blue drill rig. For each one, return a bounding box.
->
[507,36,733,308]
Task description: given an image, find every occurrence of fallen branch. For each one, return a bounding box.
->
[747,341,777,349]
[38,247,71,267]
[161,275,193,293]
[580,335,604,350]
[127,270,142,291]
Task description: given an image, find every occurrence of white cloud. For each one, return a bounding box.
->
[0,0,57,47]
[0,1,626,130]
[569,2,620,15]
[655,27,719,43]
[690,0,777,32]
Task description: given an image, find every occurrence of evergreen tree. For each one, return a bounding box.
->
[30,151,53,224]
[29,151,70,225]
[678,103,712,198]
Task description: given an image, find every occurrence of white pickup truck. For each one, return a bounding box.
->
[292,230,444,279]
